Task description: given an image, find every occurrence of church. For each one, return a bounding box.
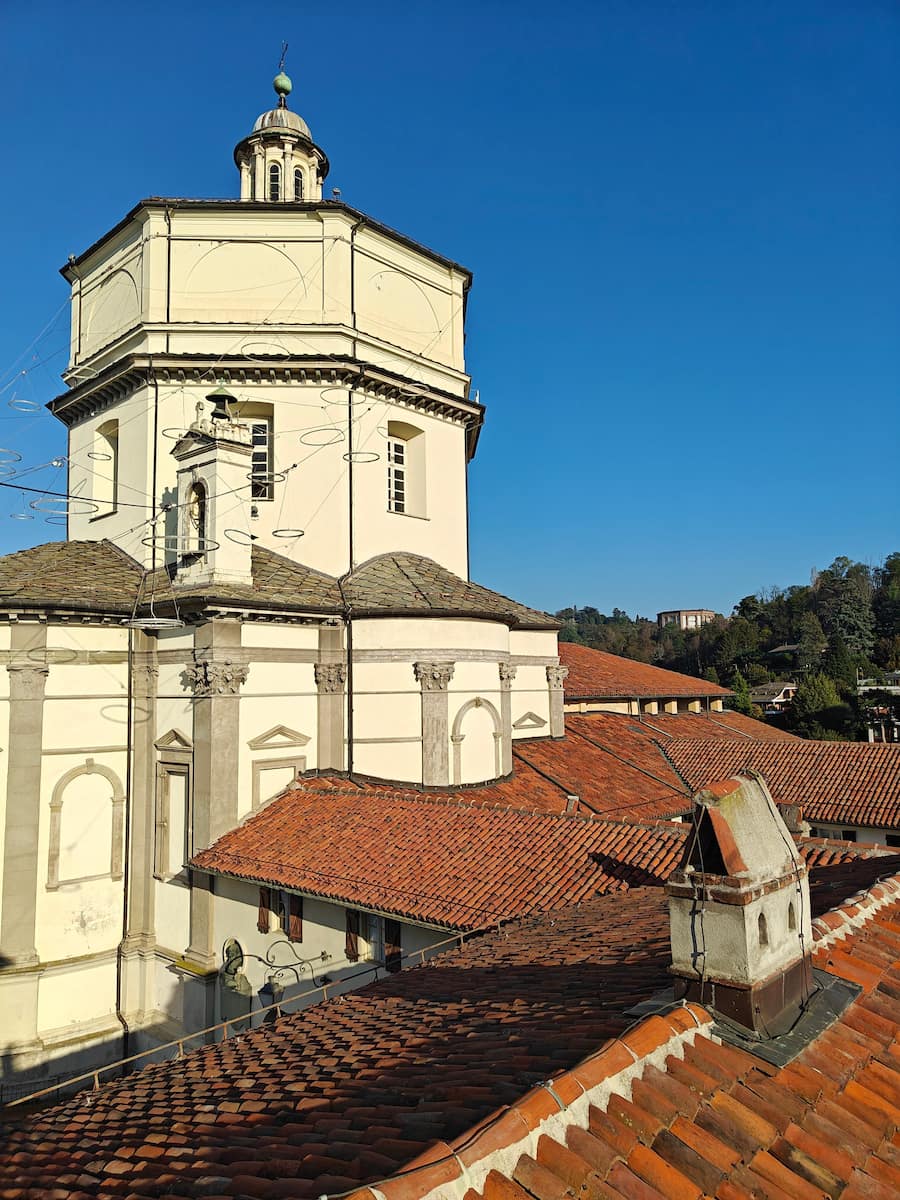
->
[0,69,571,1079]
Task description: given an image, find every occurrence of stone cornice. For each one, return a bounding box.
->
[50,354,483,432]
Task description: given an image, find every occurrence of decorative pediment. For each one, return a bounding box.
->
[155,728,193,752]
[247,725,311,751]
[513,711,547,730]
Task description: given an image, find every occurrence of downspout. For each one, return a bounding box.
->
[342,219,364,780]
[115,628,135,1065]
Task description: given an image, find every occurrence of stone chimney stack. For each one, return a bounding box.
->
[666,772,813,1038]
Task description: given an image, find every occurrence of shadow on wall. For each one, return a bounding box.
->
[0,1017,175,1108]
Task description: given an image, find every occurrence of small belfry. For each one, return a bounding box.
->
[233,49,329,202]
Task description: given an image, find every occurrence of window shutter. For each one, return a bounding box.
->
[288,894,303,942]
[384,919,402,974]
[345,909,359,962]
[257,887,271,934]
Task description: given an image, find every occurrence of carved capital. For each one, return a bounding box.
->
[7,664,50,699]
[546,664,569,689]
[414,661,455,692]
[498,663,518,687]
[314,663,347,694]
[183,658,249,696]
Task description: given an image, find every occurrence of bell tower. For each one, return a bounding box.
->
[233,65,329,203]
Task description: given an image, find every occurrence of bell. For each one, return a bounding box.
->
[207,385,235,422]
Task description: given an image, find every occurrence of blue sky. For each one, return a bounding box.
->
[0,2,897,618]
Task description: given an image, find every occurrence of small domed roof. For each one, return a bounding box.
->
[251,106,312,139]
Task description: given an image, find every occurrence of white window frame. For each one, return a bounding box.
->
[387,436,406,514]
[250,417,274,501]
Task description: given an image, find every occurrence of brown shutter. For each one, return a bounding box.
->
[345,909,359,962]
[257,887,271,934]
[384,919,402,974]
[288,894,303,942]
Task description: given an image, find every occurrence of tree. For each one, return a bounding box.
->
[816,557,876,656]
[796,612,827,673]
[788,672,855,740]
[728,668,753,716]
[822,633,856,693]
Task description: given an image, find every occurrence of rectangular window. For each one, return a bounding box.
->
[886,834,900,848]
[250,419,274,500]
[387,437,406,513]
[841,829,857,842]
[277,891,303,942]
[154,766,190,880]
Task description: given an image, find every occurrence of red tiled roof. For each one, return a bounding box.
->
[639,709,802,741]
[559,642,731,700]
[515,719,691,823]
[429,880,900,1200]
[666,738,900,831]
[191,781,688,929]
[509,712,794,823]
[8,860,900,1199]
[0,889,676,1198]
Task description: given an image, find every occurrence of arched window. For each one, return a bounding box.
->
[294,167,304,200]
[92,419,119,516]
[186,482,207,554]
[268,162,281,201]
[758,912,769,947]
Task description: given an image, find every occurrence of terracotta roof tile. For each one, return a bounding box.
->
[559,643,731,701]
[666,738,900,831]
[191,779,689,929]
[454,884,900,1200]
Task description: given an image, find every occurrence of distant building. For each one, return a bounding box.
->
[656,608,717,631]
[749,680,798,713]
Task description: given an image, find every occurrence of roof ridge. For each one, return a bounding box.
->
[812,870,900,948]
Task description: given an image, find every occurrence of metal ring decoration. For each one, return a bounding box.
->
[240,340,290,362]
[10,509,33,520]
[139,532,222,553]
[375,424,391,439]
[8,396,42,412]
[160,427,190,441]
[36,646,78,665]
[0,449,23,465]
[0,466,18,479]
[321,387,368,408]
[298,426,344,447]
[271,528,305,539]
[121,617,185,631]
[87,450,113,461]
[224,528,256,546]
[342,450,380,464]
[30,496,100,516]
[245,469,287,486]
[44,515,68,526]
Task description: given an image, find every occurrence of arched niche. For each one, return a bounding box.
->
[47,758,126,889]
[451,697,502,785]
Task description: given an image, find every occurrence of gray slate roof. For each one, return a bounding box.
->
[0,541,557,628]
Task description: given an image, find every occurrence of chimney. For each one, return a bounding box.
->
[666,772,813,1038]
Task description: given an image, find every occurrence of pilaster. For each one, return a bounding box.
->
[120,635,159,1022]
[414,661,454,786]
[546,664,569,739]
[0,623,48,1062]
[498,663,517,776]
[185,620,246,970]
[2,624,49,966]
[315,624,346,772]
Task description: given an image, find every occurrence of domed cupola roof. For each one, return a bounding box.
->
[233,61,329,198]
[251,71,312,140]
